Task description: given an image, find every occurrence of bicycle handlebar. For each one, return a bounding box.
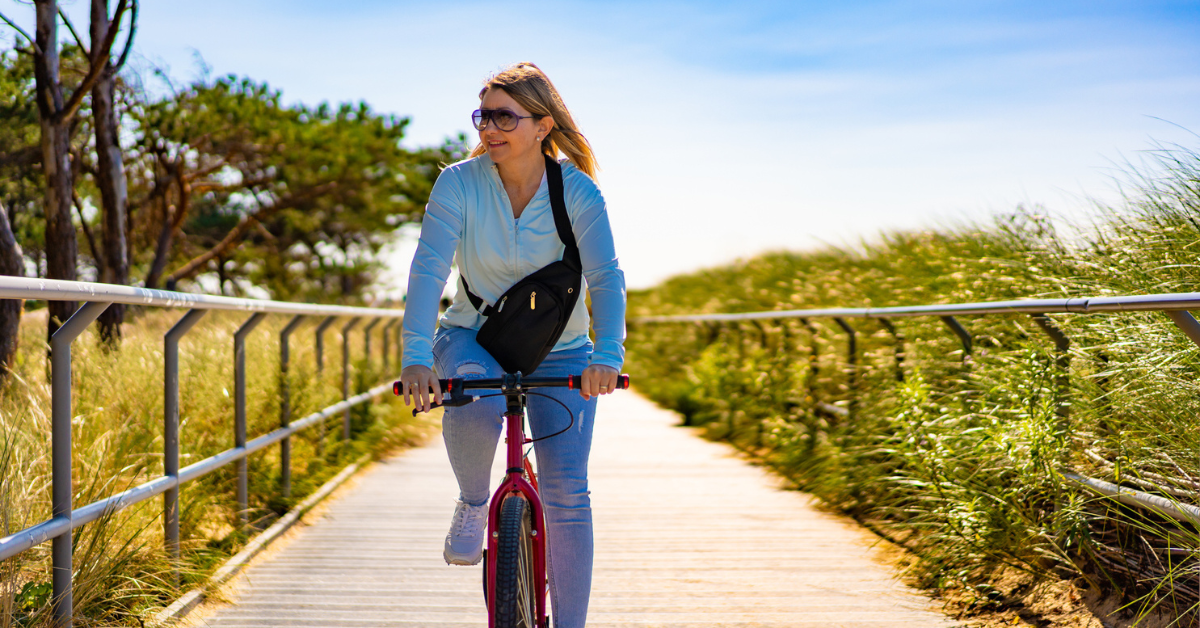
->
[392,374,630,398]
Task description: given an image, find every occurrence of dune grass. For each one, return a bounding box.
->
[626,145,1200,625]
[0,308,425,627]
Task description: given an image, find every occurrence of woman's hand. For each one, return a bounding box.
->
[579,364,619,401]
[400,365,442,413]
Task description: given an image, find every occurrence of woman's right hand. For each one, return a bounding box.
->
[400,365,442,413]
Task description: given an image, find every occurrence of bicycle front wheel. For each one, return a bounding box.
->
[494,494,538,628]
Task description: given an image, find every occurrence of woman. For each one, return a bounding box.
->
[399,62,626,628]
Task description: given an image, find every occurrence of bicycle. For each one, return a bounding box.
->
[394,372,631,628]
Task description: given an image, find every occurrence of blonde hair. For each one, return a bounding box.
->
[468,62,598,179]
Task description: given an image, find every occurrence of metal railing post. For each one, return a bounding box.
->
[749,320,768,446]
[381,320,396,371]
[1092,348,1113,435]
[315,316,337,373]
[878,318,905,382]
[279,315,305,498]
[164,308,207,580]
[799,318,820,397]
[940,315,973,362]
[314,316,338,448]
[342,318,361,440]
[750,320,769,349]
[49,301,109,628]
[0,277,412,599]
[233,313,267,528]
[1031,314,1071,427]
[363,318,381,365]
[715,322,736,435]
[1166,310,1200,349]
[834,318,857,420]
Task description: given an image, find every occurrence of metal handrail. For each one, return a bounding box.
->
[636,291,1200,323]
[0,277,405,628]
[635,290,1200,529]
[0,276,404,317]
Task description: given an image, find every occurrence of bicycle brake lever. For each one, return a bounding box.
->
[411,393,478,416]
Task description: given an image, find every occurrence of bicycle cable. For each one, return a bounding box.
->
[524,391,575,443]
[446,390,577,443]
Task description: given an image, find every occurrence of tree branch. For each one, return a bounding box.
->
[0,11,42,57]
[73,190,105,275]
[169,162,191,232]
[57,8,89,58]
[56,0,128,123]
[0,145,42,170]
[184,157,231,183]
[191,174,274,194]
[111,0,137,74]
[165,182,337,284]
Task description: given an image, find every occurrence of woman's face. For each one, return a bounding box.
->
[478,88,552,167]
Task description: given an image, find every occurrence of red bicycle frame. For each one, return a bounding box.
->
[397,373,630,628]
[486,409,549,627]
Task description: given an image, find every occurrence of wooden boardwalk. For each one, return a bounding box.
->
[200,393,958,627]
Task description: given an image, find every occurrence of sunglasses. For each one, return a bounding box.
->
[471,108,540,132]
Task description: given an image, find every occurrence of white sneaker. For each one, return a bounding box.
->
[444,500,488,565]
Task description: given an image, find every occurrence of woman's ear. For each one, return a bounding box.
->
[539,116,555,139]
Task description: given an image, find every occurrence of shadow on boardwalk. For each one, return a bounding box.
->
[197,392,958,628]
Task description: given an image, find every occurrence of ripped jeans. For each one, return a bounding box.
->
[432,326,596,628]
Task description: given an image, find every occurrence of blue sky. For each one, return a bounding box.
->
[4,1,1199,290]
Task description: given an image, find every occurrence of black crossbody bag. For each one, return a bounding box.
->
[460,155,582,375]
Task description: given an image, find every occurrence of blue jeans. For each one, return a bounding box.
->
[432,326,596,628]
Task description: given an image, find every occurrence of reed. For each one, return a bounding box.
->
[627,145,1200,625]
[0,309,424,627]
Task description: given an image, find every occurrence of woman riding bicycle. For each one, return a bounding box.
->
[399,62,626,628]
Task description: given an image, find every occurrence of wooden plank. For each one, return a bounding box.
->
[200,393,957,628]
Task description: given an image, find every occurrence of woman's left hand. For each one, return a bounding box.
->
[579,364,619,400]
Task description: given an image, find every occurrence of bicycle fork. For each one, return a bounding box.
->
[486,408,549,628]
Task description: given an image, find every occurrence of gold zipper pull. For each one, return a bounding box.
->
[530,291,536,310]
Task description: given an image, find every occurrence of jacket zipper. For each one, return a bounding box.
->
[513,216,520,278]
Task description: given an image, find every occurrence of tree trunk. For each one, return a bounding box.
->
[144,194,177,290]
[143,166,190,290]
[92,0,128,343]
[34,0,78,338]
[0,203,24,379]
[216,256,228,295]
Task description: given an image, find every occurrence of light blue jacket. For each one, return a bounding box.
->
[402,153,626,371]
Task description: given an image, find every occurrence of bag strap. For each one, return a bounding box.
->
[462,155,579,314]
[462,276,491,315]
[545,155,582,273]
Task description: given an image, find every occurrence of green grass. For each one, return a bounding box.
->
[626,144,1200,625]
[0,309,427,627]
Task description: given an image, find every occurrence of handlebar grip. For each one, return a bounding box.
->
[393,379,456,396]
[567,374,631,390]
